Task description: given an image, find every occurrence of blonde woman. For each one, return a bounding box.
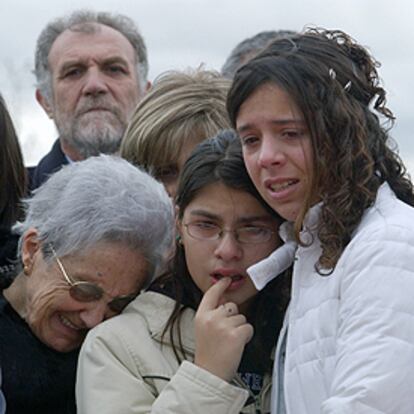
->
[121,69,231,198]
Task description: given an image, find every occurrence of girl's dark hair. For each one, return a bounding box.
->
[152,129,290,373]
[227,28,414,273]
[0,94,26,227]
[176,129,275,217]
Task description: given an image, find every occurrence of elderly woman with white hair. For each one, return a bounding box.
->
[0,155,173,414]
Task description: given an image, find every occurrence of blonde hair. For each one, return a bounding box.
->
[120,69,231,175]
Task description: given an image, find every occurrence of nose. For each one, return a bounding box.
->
[214,232,243,262]
[79,302,107,329]
[81,68,109,97]
[258,136,286,169]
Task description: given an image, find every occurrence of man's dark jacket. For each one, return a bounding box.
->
[28,139,68,191]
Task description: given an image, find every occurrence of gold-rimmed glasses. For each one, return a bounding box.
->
[50,245,137,313]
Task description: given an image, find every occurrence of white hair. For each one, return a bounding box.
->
[15,155,173,284]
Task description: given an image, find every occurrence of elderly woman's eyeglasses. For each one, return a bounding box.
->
[50,246,137,313]
[184,221,276,244]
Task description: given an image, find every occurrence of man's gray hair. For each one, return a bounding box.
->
[221,30,296,79]
[34,9,148,101]
[14,155,173,285]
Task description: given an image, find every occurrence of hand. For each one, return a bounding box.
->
[194,277,254,382]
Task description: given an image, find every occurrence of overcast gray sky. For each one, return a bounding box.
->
[1,0,413,175]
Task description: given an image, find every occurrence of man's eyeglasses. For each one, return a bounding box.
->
[50,245,137,313]
[184,221,276,244]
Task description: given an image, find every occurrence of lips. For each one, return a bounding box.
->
[262,177,300,200]
[211,273,244,282]
[81,107,111,114]
[268,179,298,192]
[210,270,248,292]
[59,314,83,331]
[210,267,247,285]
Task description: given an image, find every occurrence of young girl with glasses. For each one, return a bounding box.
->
[76,130,291,413]
[228,28,414,413]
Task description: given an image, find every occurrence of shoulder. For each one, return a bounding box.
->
[0,294,22,331]
[335,184,414,302]
[87,291,176,341]
[29,139,68,191]
[351,183,414,244]
[78,291,194,389]
[82,291,195,362]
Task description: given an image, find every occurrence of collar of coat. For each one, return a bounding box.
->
[125,291,196,354]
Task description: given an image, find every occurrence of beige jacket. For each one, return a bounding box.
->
[76,291,271,414]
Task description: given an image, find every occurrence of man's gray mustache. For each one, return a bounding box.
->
[76,99,120,117]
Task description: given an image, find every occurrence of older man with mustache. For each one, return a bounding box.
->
[29,9,150,190]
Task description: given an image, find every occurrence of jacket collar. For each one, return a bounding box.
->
[126,291,196,353]
[282,182,393,243]
[278,201,321,246]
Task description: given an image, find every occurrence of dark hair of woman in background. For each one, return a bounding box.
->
[0,94,26,285]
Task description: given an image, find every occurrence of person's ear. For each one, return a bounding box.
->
[36,89,54,119]
[144,80,151,93]
[21,228,41,276]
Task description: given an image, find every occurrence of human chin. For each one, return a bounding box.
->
[40,312,85,352]
[72,122,123,157]
[268,199,301,222]
[224,286,257,314]
[27,299,85,352]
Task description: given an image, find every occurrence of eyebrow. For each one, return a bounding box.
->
[70,269,108,281]
[58,56,129,74]
[188,209,275,224]
[237,119,305,133]
[58,61,84,75]
[189,210,219,220]
[100,57,130,67]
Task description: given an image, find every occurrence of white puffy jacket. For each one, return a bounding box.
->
[254,183,414,414]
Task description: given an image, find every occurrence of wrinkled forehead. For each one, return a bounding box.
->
[48,22,136,69]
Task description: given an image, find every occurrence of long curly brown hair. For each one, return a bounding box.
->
[227,28,414,273]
